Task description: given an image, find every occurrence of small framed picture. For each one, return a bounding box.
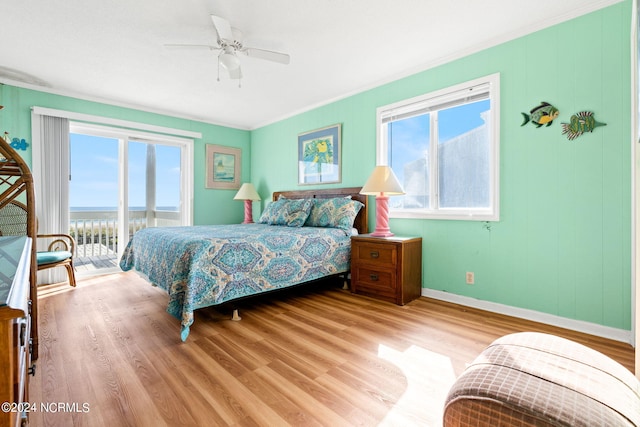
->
[298,123,341,185]
[205,144,241,189]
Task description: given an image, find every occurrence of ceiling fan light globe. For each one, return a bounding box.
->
[219,53,240,71]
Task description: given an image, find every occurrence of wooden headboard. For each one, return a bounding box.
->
[272,187,368,234]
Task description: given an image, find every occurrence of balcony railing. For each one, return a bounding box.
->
[70,209,181,261]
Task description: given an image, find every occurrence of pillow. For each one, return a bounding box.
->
[305,198,364,230]
[258,198,313,227]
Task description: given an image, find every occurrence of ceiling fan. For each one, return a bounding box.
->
[166,15,290,83]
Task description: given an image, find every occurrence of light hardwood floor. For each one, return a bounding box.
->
[29,272,634,426]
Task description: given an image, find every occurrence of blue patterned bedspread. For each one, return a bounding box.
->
[119,224,352,340]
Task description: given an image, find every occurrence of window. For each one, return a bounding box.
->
[68,122,194,274]
[31,107,198,277]
[376,73,500,221]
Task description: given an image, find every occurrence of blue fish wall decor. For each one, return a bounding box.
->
[10,138,28,151]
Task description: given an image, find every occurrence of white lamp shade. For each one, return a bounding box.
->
[234,183,261,201]
[360,166,405,196]
[219,52,240,71]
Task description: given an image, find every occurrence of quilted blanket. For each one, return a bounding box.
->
[120,223,352,340]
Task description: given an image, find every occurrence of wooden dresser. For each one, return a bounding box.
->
[0,236,33,427]
[350,234,422,305]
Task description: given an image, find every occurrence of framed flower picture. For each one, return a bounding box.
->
[297,123,341,185]
[206,144,241,190]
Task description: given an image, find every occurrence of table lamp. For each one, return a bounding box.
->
[360,166,405,237]
[234,183,261,224]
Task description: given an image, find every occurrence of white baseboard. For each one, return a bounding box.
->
[422,288,633,346]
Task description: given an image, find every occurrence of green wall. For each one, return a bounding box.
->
[0,85,251,225]
[252,1,633,331]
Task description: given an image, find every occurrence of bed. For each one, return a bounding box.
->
[119,187,368,341]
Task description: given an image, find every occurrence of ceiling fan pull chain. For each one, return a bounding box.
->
[217,55,221,82]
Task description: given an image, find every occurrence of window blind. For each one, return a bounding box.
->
[380,83,490,124]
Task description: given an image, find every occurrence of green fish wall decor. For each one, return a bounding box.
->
[561,111,606,140]
[521,102,560,128]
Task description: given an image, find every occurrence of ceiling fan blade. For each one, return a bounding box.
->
[243,47,290,65]
[164,44,219,51]
[211,15,234,41]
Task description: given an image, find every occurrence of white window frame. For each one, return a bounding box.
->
[376,73,500,221]
[69,122,194,264]
[32,106,196,228]
[69,122,194,226]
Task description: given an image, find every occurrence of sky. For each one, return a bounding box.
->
[69,133,181,209]
[388,99,490,184]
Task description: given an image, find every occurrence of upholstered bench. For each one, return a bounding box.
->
[443,332,640,426]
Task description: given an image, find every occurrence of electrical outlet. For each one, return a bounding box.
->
[466,272,474,285]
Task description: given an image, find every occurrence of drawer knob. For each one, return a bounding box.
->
[370,251,379,259]
[369,274,379,281]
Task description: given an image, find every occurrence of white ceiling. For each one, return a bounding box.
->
[1,0,623,130]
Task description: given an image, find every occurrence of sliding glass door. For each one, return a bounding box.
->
[126,139,182,232]
[69,124,192,276]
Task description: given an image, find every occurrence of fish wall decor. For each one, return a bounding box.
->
[10,138,28,151]
[521,102,559,128]
[1,132,28,150]
[561,111,606,140]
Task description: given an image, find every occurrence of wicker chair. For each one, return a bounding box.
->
[0,200,76,287]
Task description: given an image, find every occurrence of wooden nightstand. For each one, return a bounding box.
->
[350,234,422,305]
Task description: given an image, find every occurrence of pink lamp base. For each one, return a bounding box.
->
[370,195,394,237]
[242,199,254,224]
[371,230,395,237]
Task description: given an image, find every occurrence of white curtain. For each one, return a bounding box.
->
[31,114,70,285]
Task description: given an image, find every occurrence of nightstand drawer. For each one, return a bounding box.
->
[352,242,397,267]
[352,266,396,296]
